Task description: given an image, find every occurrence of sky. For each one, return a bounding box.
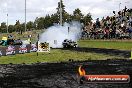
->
[0,0,132,25]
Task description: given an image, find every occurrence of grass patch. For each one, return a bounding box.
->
[0,49,119,64]
[78,40,132,51]
[0,40,131,64]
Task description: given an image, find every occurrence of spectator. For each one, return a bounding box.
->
[82,7,132,40]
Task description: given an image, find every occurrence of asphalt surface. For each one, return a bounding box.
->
[0,60,132,88]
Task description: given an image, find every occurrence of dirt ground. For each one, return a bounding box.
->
[0,59,132,88]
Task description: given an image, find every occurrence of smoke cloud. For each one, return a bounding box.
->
[39,21,82,48]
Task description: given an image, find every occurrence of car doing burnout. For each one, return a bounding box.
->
[62,39,77,48]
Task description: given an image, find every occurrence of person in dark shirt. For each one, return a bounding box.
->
[96,18,101,28]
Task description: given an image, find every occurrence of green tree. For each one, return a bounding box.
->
[72,8,83,22]
[63,12,71,23]
[36,17,45,30]
[27,21,34,31]
[20,23,25,32]
[34,17,39,30]
[8,25,15,33]
[35,15,53,29]
[51,13,59,24]
[83,13,92,26]
[15,20,22,34]
[1,22,6,33]
[44,15,52,28]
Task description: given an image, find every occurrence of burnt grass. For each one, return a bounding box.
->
[0,47,132,88]
[63,47,131,58]
[0,60,132,88]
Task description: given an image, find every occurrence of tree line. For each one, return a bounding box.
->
[0,0,92,34]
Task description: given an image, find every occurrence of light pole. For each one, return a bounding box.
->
[119,3,121,11]
[60,0,62,26]
[7,14,8,33]
[25,0,27,32]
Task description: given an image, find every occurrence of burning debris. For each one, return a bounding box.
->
[78,66,86,76]
[78,66,87,84]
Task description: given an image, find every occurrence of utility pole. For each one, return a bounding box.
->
[7,14,8,33]
[60,0,62,26]
[119,3,121,11]
[25,0,27,32]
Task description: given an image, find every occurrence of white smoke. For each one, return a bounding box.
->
[39,21,82,48]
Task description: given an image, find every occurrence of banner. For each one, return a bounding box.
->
[0,44,38,56]
[15,45,20,54]
[30,44,37,52]
[0,50,1,54]
[26,44,31,53]
[6,46,15,55]
[37,41,50,52]
[19,45,27,54]
[0,47,2,56]
[0,47,6,56]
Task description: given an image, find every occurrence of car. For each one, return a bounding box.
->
[62,39,77,48]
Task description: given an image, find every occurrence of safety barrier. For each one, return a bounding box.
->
[0,44,37,56]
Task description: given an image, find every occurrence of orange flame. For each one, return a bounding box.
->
[78,66,86,76]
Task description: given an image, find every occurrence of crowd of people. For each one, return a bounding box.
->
[82,6,132,40]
